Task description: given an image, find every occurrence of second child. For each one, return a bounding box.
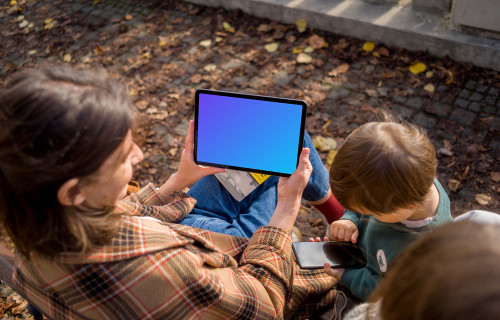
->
[325,121,453,300]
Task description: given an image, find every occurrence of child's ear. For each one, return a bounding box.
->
[57,178,86,206]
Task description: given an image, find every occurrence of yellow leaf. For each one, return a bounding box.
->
[93,0,100,4]
[296,19,307,33]
[372,51,381,58]
[28,50,37,55]
[199,39,212,48]
[215,36,223,42]
[426,71,434,78]
[292,47,302,54]
[19,20,28,28]
[265,42,279,53]
[296,53,312,64]
[125,14,133,21]
[326,149,338,165]
[63,53,72,62]
[159,41,166,47]
[424,84,435,93]
[409,62,427,74]
[10,0,17,5]
[222,21,235,33]
[362,41,375,52]
[304,46,314,53]
[203,64,217,72]
[475,194,491,206]
[323,42,329,48]
[312,136,337,152]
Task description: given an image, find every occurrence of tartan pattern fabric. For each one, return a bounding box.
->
[13,184,337,319]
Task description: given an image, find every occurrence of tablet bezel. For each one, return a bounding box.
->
[194,89,307,177]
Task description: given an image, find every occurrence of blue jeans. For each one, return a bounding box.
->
[180,131,330,238]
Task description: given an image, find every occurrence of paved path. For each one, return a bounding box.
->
[1,0,499,234]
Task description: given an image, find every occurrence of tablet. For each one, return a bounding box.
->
[292,241,366,269]
[194,89,307,177]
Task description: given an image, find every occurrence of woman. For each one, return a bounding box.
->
[0,66,337,319]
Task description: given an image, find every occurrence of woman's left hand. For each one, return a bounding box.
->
[174,119,225,187]
[157,120,224,201]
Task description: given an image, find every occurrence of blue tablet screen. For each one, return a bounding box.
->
[195,91,306,176]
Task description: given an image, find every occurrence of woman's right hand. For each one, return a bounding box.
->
[267,148,312,233]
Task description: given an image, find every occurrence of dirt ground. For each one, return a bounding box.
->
[1,0,499,318]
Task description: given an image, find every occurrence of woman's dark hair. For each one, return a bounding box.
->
[0,65,133,258]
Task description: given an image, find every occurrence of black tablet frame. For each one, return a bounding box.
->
[194,89,307,177]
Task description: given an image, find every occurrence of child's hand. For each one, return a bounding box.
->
[329,220,359,244]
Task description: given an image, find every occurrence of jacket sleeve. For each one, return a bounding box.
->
[116,183,196,222]
[340,267,380,301]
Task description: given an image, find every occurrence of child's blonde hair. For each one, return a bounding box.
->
[329,121,437,214]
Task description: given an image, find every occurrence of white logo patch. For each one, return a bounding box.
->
[376,249,388,272]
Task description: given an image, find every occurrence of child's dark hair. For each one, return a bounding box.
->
[329,121,437,214]
[0,66,133,257]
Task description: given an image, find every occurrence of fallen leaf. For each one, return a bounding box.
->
[448,179,460,192]
[491,172,500,182]
[199,39,212,48]
[308,35,325,49]
[426,71,434,78]
[296,19,307,32]
[328,63,350,77]
[63,53,72,62]
[326,149,338,165]
[28,49,37,55]
[312,136,337,152]
[93,0,100,4]
[203,64,216,72]
[257,24,271,32]
[362,41,375,52]
[292,47,302,54]
[94,45,105,55]
[44,18,57,29]
[168,148,178,156]
[424,84,435,93]
[475,194,491,206]
[372,51,381,58]
[215,36,223,42]
[377,47,389,56]
[11,0,17,5]
[409,62,427,74]
[11,301,28,315]
[264,42,278,53]
[125,14,133,21]
[222,21,235,33]
[19,19,28,28]
[296,53,312,64]
[304,46,314,53]
[438,139,453,156]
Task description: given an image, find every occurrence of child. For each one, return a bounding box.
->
[326,121,453,300]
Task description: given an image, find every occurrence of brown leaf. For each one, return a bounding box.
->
[308,35,325,50]
[448,179,460,192]
[328,63,349,77]
[11,300,28,315]
[377,47,389,56]
[124,14,133,21]
[475,194,491,206]
[257,24,271,32]
[491,172,500,182]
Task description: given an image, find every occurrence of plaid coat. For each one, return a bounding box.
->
[13,184,337,319]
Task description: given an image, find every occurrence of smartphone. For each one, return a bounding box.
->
[292,241,366,269]
[194,89,307,177]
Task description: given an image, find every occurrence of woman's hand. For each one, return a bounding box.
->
[157,120,224,202]
[307,237,345,280]
[267,148,312,233]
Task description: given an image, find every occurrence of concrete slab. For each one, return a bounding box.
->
[185,0,500,71]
